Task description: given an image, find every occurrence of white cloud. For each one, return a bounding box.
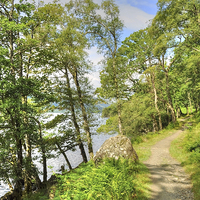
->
[119,4,154,31]
[87,47,104,67]
[92,0,154,31]
[86,72,101,88]
[117,0,156,8]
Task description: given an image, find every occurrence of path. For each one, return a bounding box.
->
[143,130,194,200]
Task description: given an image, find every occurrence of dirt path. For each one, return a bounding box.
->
[143,130,194,200]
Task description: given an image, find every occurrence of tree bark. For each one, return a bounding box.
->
[24,134,32,194]
[186,106,189,116]
[176,106,180,119]
[71,68,94,160]
[160,55,176,123]
[30,117,47,185]
[188,92,192,114]
[113,59,123,135]
[56,142,72,170]
[164,70,176,122]
[14,135,23,200]
[64,66,88,163]
[152,114,158,132]
[151,73,162,130]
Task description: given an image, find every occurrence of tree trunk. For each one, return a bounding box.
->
[14,135,23,200]
[164,71,176,122]
[31,164,42,189]
[56,142,72,170]
[31,117,47,185]
[24,134,32,194]
[167,107,170,124]
[113,59,123,135]
[161,55,176,123]
[40,140,47,184]
[152,115,158,132]
[186,106,189,116]
[71,68,94,160]
[176,107,179,119]
[64,66,87,163]
[117,99,123,135]
[195,103,198,112]
[188,92,192,114]
[151,73,162,130]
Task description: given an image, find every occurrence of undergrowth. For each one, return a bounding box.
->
[23,159,150,200]
[170,114,200,200]
[53,159,150,200]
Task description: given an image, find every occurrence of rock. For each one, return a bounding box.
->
[94,135,138,163]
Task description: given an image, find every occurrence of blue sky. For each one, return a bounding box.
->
[128,0,158,15]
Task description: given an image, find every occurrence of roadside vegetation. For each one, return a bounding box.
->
[23,159,150,200]
[171,113,200,200]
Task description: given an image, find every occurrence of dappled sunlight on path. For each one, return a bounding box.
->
[143,130,194,200]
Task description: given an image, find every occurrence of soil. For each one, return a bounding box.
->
[143,129,194,200]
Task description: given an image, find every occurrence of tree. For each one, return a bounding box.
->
[67,0,125,135]
[0,1,64,197]
[119,28,163,130]
[37,5,96,160]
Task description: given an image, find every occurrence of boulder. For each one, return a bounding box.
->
[94,135,138,163]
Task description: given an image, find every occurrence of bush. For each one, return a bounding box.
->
[166,121,180,130]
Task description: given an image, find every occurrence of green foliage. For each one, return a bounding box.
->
[121,94,156,136]
[53,159,150,200]
[97,115,118,134]
[2,0,200,198]
[170,115,200,199]
[23,191,49,200]
[165,121,180,130]
[98,90,168,138]
[101,103,118,118]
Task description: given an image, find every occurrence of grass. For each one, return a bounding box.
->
[170,114,200,200]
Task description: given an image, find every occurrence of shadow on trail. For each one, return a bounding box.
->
[145,163,193,200]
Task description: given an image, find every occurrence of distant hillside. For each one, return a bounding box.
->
[96,104,110,112]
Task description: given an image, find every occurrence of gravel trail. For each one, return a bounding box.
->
[143,130,194,200]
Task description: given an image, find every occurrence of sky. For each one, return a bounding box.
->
[43,0,158,88]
